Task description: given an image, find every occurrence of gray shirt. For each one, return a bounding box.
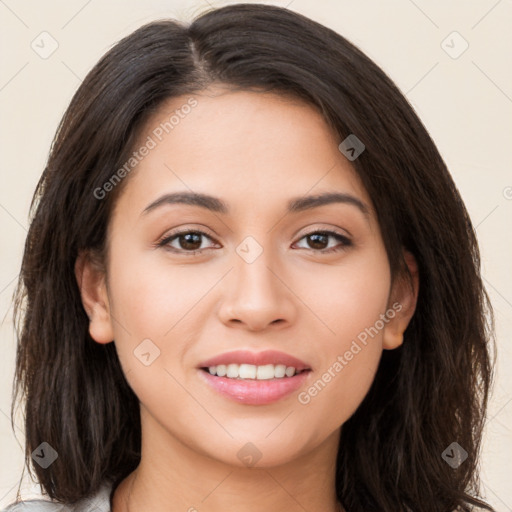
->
[1,481,113,512]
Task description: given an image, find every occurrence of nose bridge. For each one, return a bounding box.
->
[218,234,296,329]
[236,240,279,299]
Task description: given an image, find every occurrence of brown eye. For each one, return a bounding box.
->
[294,230,352,253]
[175,232,203,251]
[158,230,217,254]
[306,233,329,250]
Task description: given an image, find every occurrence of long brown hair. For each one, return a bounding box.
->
[9,4,496,511]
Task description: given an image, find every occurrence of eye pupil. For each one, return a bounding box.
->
[180,232,202,250]
[308,233,328,249]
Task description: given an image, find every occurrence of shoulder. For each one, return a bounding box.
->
[1,502,68,512]
[1,481,113,512]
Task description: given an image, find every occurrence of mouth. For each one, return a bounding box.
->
[197,350,312,405]
[198,349,311,373]
[200,363,309,380]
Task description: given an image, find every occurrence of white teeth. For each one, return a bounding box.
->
[285,366,296,377]
[239,364,257,379]
[226,364,239,378]
[274,364,286,378]
[256,364,275,380]
[206,363,302,380]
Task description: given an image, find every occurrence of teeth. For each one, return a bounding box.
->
[240,364,257,379]
[206,363,301,380]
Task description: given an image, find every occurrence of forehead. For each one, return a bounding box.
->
[113,86,374,221]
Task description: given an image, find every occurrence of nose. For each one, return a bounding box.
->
[217,247,297,331]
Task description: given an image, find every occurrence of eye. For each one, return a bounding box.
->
[293,230,352,253]
[157,230,218,254]
[157,228,352,255]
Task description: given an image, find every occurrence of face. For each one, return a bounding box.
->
[78,85,418,469]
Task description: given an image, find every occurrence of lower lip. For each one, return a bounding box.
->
[198,369,311,405]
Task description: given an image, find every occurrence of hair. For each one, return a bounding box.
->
[9,3,496,511]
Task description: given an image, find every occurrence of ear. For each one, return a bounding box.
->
[382,250,419,350]
[75,250,114,344]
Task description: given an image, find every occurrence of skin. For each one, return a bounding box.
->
[76,85,419,512]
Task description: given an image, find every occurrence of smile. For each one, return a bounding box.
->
[204,363,306,380]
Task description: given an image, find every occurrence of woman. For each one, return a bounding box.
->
[3,3,496,511]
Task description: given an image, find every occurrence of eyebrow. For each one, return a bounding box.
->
[141,191,370,217]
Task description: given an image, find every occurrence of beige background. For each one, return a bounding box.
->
[1,0,511,510]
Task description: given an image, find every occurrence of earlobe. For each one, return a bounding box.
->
[75,250,114,344]
[382,250,420,350]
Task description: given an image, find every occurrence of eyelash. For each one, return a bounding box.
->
[156,228,352,255]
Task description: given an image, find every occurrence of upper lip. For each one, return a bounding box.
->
[198,350,311,372]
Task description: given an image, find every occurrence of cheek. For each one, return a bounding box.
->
[106,246,223,391]
[107,245,210,338]
[296,342,381,444]
[293,245,391,343]
[293,248,390,428]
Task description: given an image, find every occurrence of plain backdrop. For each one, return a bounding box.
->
[1,0,511,510]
